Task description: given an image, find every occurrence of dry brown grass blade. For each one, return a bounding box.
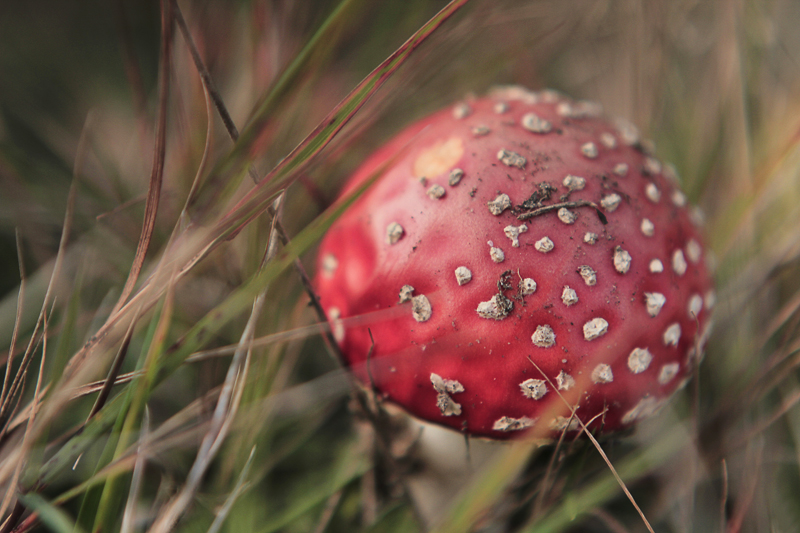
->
[531,362,655,533]
[174,0,384,380]
[47,386,224,510]
[761,290,800,359]
[532,407,574,519]
[720,459,729,533]
[172,0,241,150]
[730,387,800,449]
[181,81,214,219]
[2,308,397,438]
[147,197,282,532]
[95,194,147,222]
[53,367,346,515]
[39,6,179,439]
[109,0,174,318]
[0,111,97,494]
[62,0,467,393]
[172,0,350,366]
[220,0,471,220]
[0,310,49,522]
[5,370,145,436]
[725,441,764,533]
[1,337,37,430]
[715,121,800,260]
[86,306,141,422]
[4,309,374,436]
[312,490,343,533]
[174,0,268,200]
[0,230,26,424]
[588,508,631,533]
[0,140,80,434]
[147,302,255,533]
[579,428,654,533]
[116,0,149,145]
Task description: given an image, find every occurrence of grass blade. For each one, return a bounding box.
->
[255,442,370,533]
[120,407,149,533]
[91,283,175,532]
[109,0,173,317]
[206,446,257,533]
[218,0,471,219]
[0,229,26,419]
[17,493,86,533]
[528,427,688,533]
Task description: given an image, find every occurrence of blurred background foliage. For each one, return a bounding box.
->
[0,0,799,531]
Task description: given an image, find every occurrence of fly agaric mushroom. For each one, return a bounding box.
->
[315,86,714,439]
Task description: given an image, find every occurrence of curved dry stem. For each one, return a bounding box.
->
[530,361,655,533]
[109,0,174,318]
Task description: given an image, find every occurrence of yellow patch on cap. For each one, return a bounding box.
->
[413,137,464,179]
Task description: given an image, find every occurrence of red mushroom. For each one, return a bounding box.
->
[315,86,714,439]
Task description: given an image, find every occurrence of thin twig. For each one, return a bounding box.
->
[173,0,263,187]
[516,200,607,223]
[533,408,572,519]
[530,361,655,533]
[186,309,402,363]
[174,0,340,356]
[95,194,147,221]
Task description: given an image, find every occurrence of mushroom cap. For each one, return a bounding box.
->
[315,87,714,440]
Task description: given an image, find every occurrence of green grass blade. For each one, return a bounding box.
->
[159,162,382,381]
[433,442,539,533]
[91,289,175,532]
[190,0,469,232]
[255,440,370,533]
[58,1,468,406]
[364,504,417,533]
[187,0,361,215]
[73,304,164,531]
[232,0,469,198]
[527,428,688,533]
[242,0,363,148]
[206,446,257,533]
[35,394,123,488]
[17,493,86,533]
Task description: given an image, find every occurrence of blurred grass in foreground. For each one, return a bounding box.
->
[1,0,800,531]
